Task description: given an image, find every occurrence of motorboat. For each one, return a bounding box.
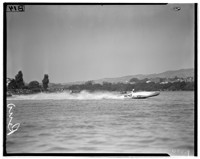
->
[124,89,160,99]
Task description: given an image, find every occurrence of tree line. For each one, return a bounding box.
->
[7,71,194,94]
[68,80,194,92]
[7,71,49,93]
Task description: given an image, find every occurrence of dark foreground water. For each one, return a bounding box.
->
[6,91,194,155]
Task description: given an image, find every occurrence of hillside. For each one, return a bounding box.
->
[59,68,194,86]
[92,68,194,84]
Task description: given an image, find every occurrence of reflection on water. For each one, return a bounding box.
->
[6,91,194,155]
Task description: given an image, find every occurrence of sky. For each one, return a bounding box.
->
[7,4,194,83]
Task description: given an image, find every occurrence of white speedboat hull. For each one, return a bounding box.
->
[124,91,160,99]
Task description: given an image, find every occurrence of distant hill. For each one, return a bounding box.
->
[61,68,194,85]
[145,68,194,79]
[90,68,194,84]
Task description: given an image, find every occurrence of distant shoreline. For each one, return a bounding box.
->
[7,87,194,96]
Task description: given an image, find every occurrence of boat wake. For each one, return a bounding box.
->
[7,91,125,100]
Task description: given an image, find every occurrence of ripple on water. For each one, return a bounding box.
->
[38,132,52,137]
[44,146,74,152]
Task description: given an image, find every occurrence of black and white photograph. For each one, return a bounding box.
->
[5,3,197,156]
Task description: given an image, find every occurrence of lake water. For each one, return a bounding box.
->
[6,91,194,156]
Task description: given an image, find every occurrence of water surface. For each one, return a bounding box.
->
[6,91,194,155]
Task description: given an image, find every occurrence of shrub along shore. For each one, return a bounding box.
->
[7,71,49,95]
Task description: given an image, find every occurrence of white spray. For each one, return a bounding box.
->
[7,90,125,100]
